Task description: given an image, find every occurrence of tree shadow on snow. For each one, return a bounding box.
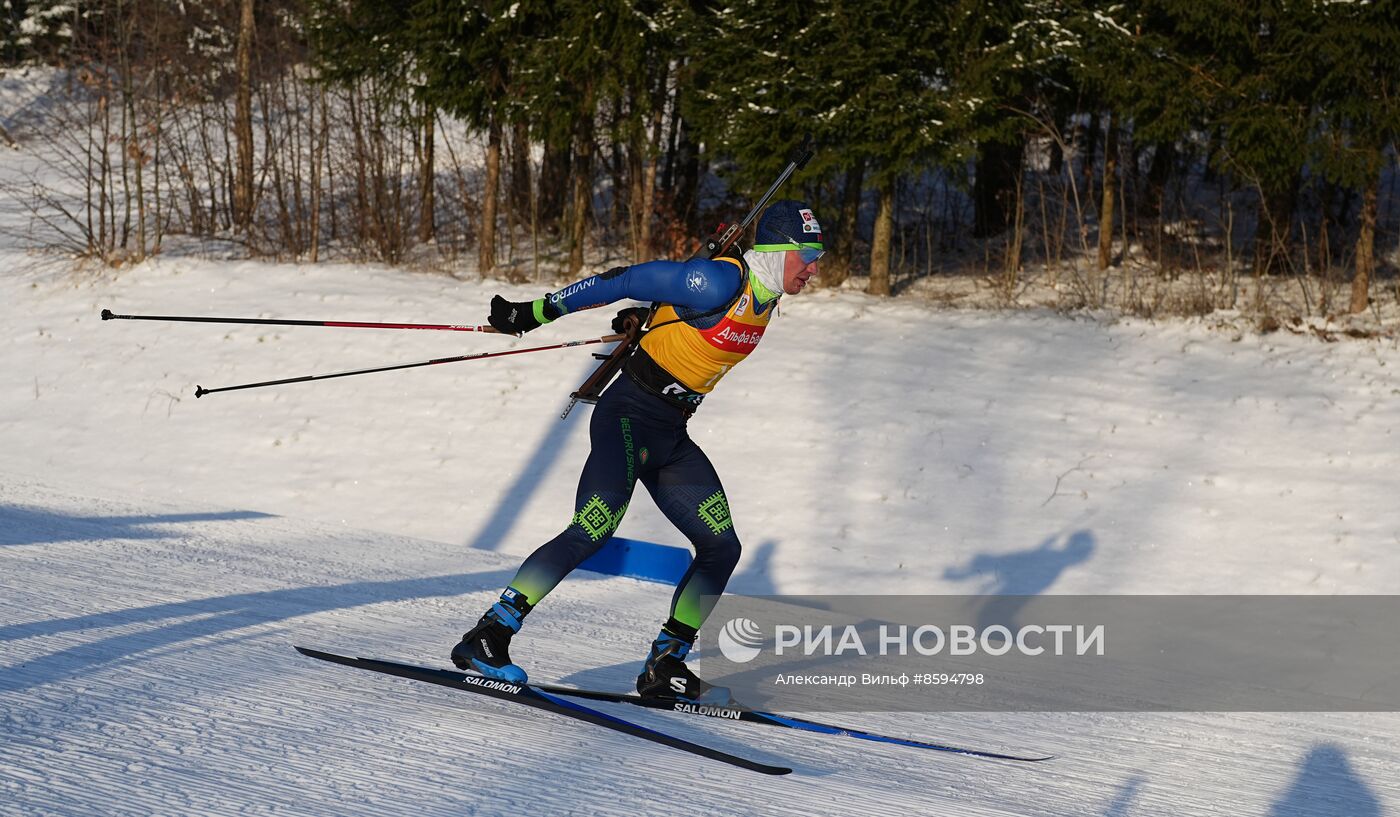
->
[1267,744,1381,817]
[0,568,514,693]
[0,504,273,546]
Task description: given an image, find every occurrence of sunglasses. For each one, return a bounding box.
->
[779,232,825,265]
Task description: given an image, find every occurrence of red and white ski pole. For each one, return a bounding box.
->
[101,308,504,334]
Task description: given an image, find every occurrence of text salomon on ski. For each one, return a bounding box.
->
[530,681,1053,762]
[294,647,791,775]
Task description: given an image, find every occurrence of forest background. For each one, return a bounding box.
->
[2,0,1397,325]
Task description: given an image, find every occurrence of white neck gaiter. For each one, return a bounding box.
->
[742,248,784,303]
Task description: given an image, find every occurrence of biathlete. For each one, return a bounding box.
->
[452,200,824,704]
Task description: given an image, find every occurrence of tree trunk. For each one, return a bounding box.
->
[310,85,324,262]
[1349,173,1379,314]
[122,44,146,260]
[510,119,531,225]
[1142,140,1174,218]
[1253,179,1297,277]
[628,133,645,262]
[418,106,435,244]
[568,108,594,277]
[1084,110,1100,182]
[661,75,681,192]
[674,113,700,234]
[973,138,1024,238]
[537,138,569,231]
[233,0,256,233]
[868,179,894,297]
[117,64,132,250]
[820,160,864,289]
[637,68,667,261]
[480,115,501,276]
[1098,112,1118,271]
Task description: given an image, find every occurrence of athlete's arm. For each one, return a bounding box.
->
[549,259,738,316]
[485,258,739,335]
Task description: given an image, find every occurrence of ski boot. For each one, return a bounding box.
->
[452,590,531,684]
[636,627,732,705]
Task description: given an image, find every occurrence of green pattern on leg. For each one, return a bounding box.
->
[574,494,628,542]
[671,590,705,630]
[697,491,732,535]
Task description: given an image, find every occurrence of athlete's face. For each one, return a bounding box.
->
[782,249,819,295]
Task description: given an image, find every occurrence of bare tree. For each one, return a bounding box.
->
[418,102,435,244]
[1349,175,1378,313]
[567,87,595,277]
[233,0,255,232]
[1098,112,1118,271]
[480,114,501,275]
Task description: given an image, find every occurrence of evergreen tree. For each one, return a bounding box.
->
[522,0,670,274]
[1,0,77,65]
[682,0,952,295]
[1303,0,1400,312]
[308,0,430,258]
[1053,0,1158,270]
[310,0,419,90]
[1138,0,1314,277]
[407,0,553,274]
[943,0,1037,241]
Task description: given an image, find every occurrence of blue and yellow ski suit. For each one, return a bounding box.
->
[506,255,780,636]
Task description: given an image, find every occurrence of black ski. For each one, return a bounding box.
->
[294,647,791,776]
[532,683,1053,763]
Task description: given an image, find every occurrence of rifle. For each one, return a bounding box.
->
[560,134,816,420]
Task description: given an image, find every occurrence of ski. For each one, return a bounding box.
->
[294,647,792,776]
[531,683,1053,763]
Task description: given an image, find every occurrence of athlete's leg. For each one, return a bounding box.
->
[506,404,648,606]
[453,389,662,681]
[642,432,742,636]
[633,432,742,701]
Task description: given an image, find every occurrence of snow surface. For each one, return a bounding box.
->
[3,256,1398,598]
[3,252,1399,815]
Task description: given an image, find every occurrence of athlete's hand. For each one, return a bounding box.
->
[611,306,650,335]
[489,295,548,335]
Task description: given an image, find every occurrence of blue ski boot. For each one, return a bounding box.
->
[636,627,732,705]
[452,590,531,684]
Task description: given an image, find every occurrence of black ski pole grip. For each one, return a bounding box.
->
[101,308,114,320]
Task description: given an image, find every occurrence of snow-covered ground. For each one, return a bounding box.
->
[3,479,1398,816]
[3,256,1398,597]
[3,252,1399,815]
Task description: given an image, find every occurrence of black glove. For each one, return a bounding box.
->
[611,306,651,335]
[488,294,556,335]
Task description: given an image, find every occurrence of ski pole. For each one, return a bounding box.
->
[193,332,626,398]
[101,308,505,334]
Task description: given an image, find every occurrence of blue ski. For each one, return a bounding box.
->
[532,683,1053,762]
[294,647,791,775]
